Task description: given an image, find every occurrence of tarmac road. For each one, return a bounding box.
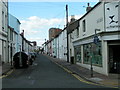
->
[2,54,112,88]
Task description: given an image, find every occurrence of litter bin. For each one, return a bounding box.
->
[70,56,74,64]
[13,52,29,69]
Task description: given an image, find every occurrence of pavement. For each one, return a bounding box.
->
[0,62,13,77]
[44,54,120,88]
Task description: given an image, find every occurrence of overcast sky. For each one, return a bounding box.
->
[9,0,99,46]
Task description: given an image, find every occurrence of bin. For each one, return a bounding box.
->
[70,56,74,64]
[13,52,29,69]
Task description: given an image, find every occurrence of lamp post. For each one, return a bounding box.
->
[91,29,100,77]
[90,53,93,77]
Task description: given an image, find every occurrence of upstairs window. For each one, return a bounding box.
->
[5,15,7,31]
[77,27,79,38]
[2,11,5,30]
[83,20,86,32]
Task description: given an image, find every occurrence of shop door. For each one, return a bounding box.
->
[109,45,120,74]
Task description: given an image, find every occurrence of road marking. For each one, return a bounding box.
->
[72,74,119,88]
[54,61,72,74]
[51,60,118,88]
[0,69,14,79]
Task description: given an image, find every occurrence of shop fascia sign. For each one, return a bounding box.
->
[105,2,119,31]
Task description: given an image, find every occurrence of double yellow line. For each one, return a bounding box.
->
[51,60,118,89]
[0,69,14,79]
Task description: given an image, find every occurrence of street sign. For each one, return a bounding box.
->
[93,35,99,44]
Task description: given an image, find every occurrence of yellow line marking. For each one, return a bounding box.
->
[54,61,72,73]
[0,69,14,79]
[51,60,119,88]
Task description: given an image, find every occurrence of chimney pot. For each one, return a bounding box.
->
[86,3,92,12]
[88,3,90,6]
[70,15,75,23]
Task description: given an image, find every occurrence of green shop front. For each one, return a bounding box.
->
[73,37,110,75]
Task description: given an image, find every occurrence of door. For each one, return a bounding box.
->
[109,45,120,74]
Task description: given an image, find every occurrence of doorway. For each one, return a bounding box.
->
[109,45,120,74]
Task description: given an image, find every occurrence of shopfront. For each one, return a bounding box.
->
[108,40,120,74]
[74,42,102,66]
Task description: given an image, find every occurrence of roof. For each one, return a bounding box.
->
[9,14,21,24]
[8,26,18,34]
[67,20,79,34]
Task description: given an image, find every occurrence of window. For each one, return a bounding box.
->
[5,15,7,31]
[83,44,90,64]
[70,34,72,42]
[77,27,79,38]
[83,42,102,67]
[2,11,5,30]
[83,20,86,32]
[10,30,13,41]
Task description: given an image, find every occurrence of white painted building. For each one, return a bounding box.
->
[19,34,34,53]
[68,15,79,64]
[56,28,67,61]
[44,28,67,61]
[0,0,8,63]
[72,2,120,75]
[8,26,18,65]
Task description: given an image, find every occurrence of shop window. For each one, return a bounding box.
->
[83,44,91,64]
[83,42,102,66]
[92,42,102,66]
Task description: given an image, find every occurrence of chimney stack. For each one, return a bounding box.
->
[86,3,92,12]
[70,15,75,23]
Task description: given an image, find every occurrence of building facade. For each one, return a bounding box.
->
[68,16,79,63]
[9,14,21,53]
[42,1,120,76]
[0,0,8,63]
[19,34,34,53]
[8,26,18,65]
[44,27,67,61]
[73,2,120,75]
[49,28,62,40]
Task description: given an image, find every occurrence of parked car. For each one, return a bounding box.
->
[33,52,37,58]
[13,52,29,69]
[28,52,36,65]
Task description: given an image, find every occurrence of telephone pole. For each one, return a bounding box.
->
[66,5,68,27]
[66,4,69,63]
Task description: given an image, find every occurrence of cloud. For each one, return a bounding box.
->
[20,16,65,46]
[28,37,45,46]
[20,16,64,34]
[20,14,82,46]
[75,14,83,19]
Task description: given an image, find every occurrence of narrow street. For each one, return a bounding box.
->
[2,54,109,88]
[0,1,119,90]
